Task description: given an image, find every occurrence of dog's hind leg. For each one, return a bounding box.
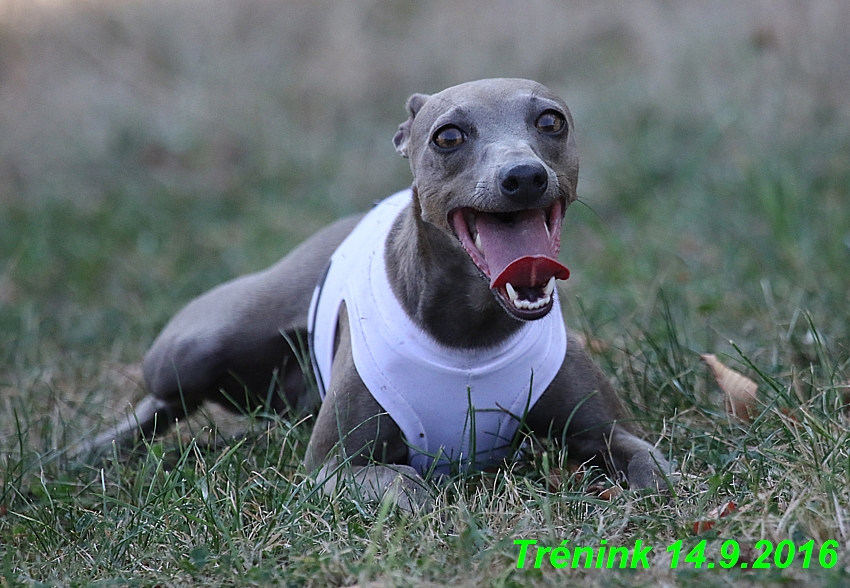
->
[74,215,362,458]
[71,394,193,457]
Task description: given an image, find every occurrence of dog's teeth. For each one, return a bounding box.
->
[506,282,518,301]
[544,219,551,239]
[474,232,483,251]
[544,276,555,297]
[511,290,553,311]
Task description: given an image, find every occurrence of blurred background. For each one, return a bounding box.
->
[1,0,848,439]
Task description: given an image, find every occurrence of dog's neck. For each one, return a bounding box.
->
[384,196,524,350]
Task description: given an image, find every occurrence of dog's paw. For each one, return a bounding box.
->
[316,461,435,512]
[362,465,435,513]
[627,449,675,494]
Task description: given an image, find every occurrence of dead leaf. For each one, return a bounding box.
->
[543,464,581,492]
[701,354,759,422]
[692,501,736,534]
[778,407,800,424]
[583,479,623,500]
[597,485,624,501]
[544,468,566,492]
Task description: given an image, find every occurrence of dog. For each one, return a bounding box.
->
[79,78,670,508]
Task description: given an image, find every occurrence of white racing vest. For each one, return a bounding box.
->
[307,189,567,476]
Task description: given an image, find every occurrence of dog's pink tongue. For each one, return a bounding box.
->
[476,210,570,289]
[492,256,570,290]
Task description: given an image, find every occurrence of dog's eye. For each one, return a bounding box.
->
[535,110,567,135]
[432,125,466,150]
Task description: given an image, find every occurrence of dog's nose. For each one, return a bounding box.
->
[499,162,549,205]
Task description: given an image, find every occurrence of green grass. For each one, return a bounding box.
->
[2,1,850,586]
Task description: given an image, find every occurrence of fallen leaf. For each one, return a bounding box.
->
[701,354,759,422]
[544,468,566,492]
[692,501,736,534]
[778,407,801,424]
[708,500,737,518]
[597,485,624,500]
[544,463,583,492]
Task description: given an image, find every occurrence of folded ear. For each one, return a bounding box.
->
[392,93,429,158]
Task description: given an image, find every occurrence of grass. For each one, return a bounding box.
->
[2,1,850,586]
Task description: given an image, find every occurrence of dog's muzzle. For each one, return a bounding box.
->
[450,198,569,320]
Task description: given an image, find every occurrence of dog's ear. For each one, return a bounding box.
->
[393,93,429,158]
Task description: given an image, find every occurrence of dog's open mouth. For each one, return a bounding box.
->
[449,199,570,319]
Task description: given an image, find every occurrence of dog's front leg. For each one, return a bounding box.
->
[306,387,433,512]
[529,334,672,491]
[603,426,671,490]
[304,306,434,511]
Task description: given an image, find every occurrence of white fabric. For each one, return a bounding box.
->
[308,189,567,476]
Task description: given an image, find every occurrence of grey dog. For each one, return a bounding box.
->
[81,78,670,508]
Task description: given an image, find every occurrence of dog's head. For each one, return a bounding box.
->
[393,78,579,321]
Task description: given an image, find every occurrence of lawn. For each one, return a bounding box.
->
[1,1,849,586]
